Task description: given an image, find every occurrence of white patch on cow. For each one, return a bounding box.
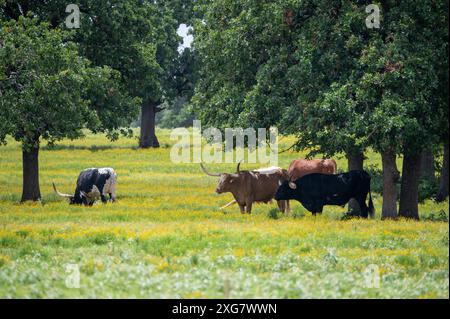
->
[250,172,258,178]
[87,185,101,198]
[98,167,114,175]
[101,168,117,200]
[103,176,113,195]
[254,166,282,174]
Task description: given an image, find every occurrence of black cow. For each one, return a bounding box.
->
[53,168,117,206]
[275,170,375,218]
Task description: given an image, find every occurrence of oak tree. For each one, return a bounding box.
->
[0,16,139,201]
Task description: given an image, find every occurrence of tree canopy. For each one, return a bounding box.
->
[193,0,448,154]
[0,15,138,149]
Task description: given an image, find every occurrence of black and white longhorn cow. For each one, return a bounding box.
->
[53,168,117,206]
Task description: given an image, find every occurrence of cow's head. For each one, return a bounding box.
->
[275,180,299,201]
[52,182,88,205]
[200,162,243,194]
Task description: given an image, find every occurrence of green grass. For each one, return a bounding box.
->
[0,130,448,298]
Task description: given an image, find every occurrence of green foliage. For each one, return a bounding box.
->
[156,0,200,25]
[291,206,306,219]
[418,178,439,203]
[0,16,139,149]
[192,0,448,158]
[157,47,199,128]
[157,96,195,128]
[74,0,179,104]
[267,208,281,220]
[421,210,448,223]
[1,0,187,110]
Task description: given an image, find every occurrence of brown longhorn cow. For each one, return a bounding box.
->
[288,159,337,186]
[200,162,290,214]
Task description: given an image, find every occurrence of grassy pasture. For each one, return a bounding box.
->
[0,130,448,298]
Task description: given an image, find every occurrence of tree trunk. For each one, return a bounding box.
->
[399,149,422,220]
[139,101,160,148]
[381,149,400,219]
[347,151,364,214]
[436,141,449,202]
[21,145,41,202]
[420,147,435,181]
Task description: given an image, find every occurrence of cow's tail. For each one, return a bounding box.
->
[368,178,375,219]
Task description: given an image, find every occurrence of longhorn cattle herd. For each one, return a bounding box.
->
[53,159,375,218]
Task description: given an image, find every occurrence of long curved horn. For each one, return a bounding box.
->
[80,191,89,198]
[220,200,237,210]
[286,173,297,189]
[52,183,73,198]
[200,163,221,177]
[236,160,243,174]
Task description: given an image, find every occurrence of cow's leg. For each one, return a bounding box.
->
[82,196,89,206]
[277,200,285,213]
[245,201,253,214]
[357,196,369,218]
[239,204,246,214]
[348,197,361,216]
[278,200,290,214]
[101,195,108,204]
[312,204,323,217]
[109,193,115,203]
[286,200,291,214]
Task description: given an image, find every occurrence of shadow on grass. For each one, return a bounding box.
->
[42,144,140,152]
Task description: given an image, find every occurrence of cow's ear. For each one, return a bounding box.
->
[289,182,297,189]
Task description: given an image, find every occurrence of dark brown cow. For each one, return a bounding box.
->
[201,162,290,214]
[288,159,337,183]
